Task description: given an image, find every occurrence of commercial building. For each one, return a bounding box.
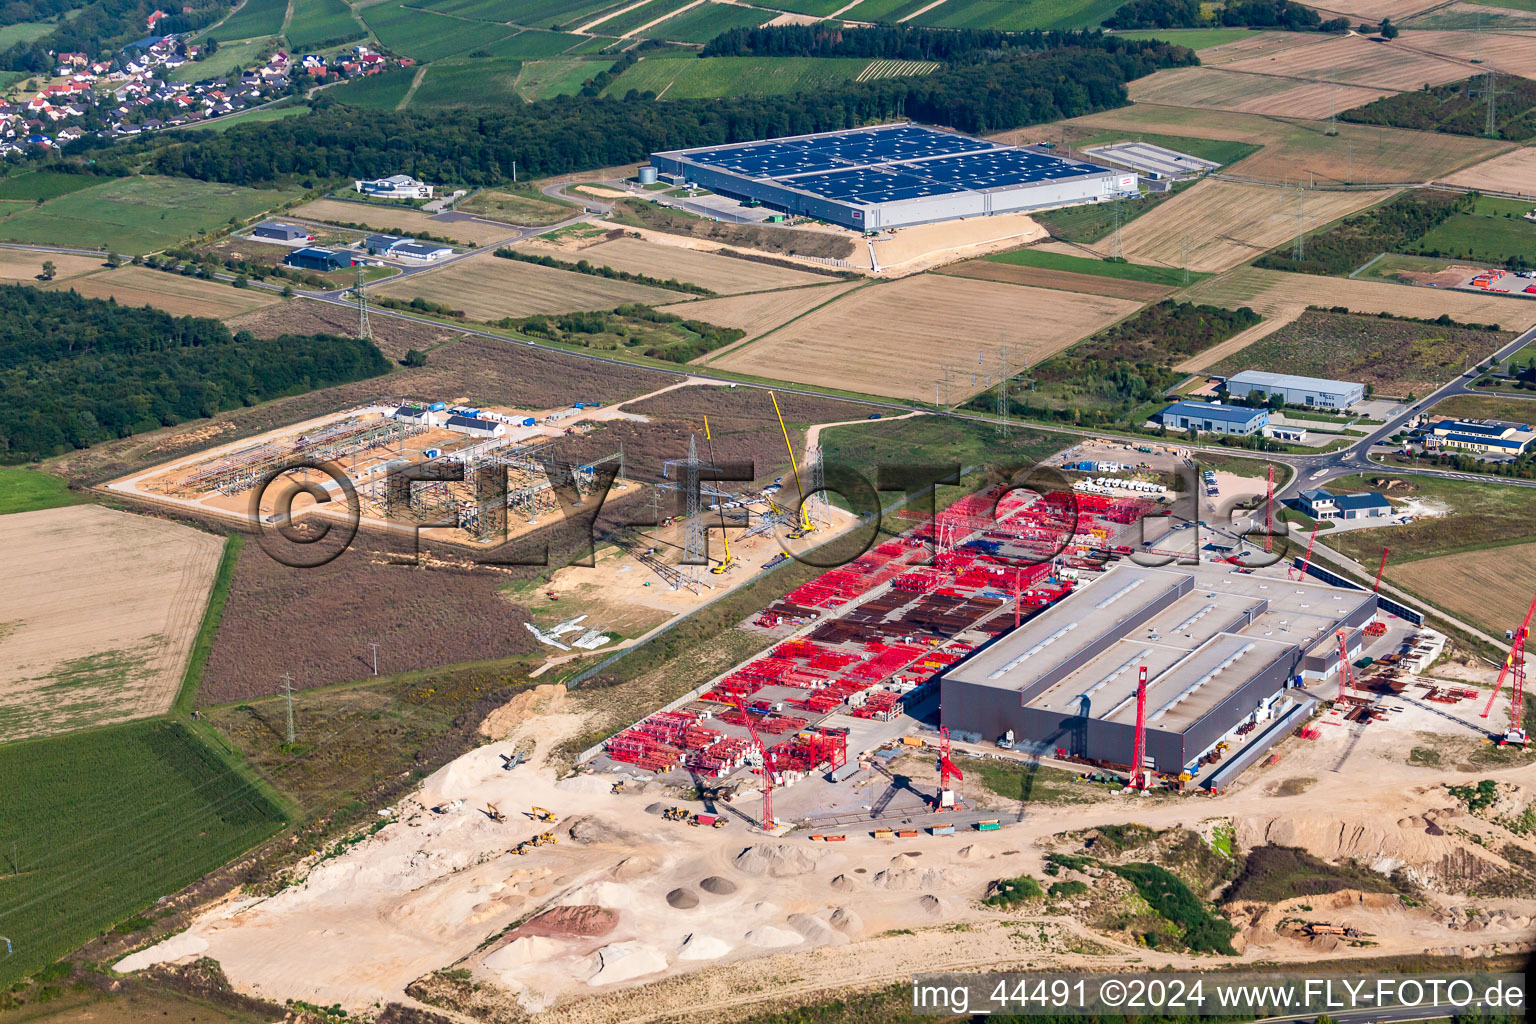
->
[395,240,454,261]
[939,564,1376,776]
[445,414,506,438]
[1224,370,1365,411]
[1297,489,1392,521]
[362,233,404,255]
[250,221,313,245]
[354,174,433,199]
[650,122,1137,232]
[283,247,355,272]
[1429,418,1536,456]
[1158,400,1268,436]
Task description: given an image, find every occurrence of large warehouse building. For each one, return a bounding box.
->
[939,564,1376,776]
[649,123,1137,231]
[1224,370,1365,411]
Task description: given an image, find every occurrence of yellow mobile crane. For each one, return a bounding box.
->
[770,391,813,539]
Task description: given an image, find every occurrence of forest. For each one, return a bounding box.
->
[1255,190,1472,277]
[1339,77,1536,142]
[0,285,388,462]
[700,25,1160,60]
[141,33,1196,186]
[1104,0,1346,31]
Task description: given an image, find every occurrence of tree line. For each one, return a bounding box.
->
[700,24,1164,61]
[1339,76,1536,142]
[136,35,1195,186]
[1256,190,1472,277]
[1104,0,1347,31]
[0,285,389,462]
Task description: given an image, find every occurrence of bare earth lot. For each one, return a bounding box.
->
[373,255,685,319]
[520,235,834,294]
[48,266,283,319]
[0,505,222,739]
[655,281,862,344]
[1084,180,1397,273]
[1181,266,1536,331]
[292,200,518,246]
[709,275,1142,401]
[1128,67,1392,120]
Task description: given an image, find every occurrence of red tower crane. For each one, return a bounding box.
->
[733,696,775,831]
[1291,524,1319,581]
[1128,665,1150,790]
[1481,589,1536,746]
[1264,464,1275,554]
[1373,547,1391,593]
[936,726,964,806]
[1335,629,1359,703]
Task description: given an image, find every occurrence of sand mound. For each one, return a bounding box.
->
[700,875,737,895]
[745,926,803,948]
[644,802,665,815]
[115,932,209,973]
[787,912,843,945]
[734,843,823,878]
[612,856,652,880]
[479,683,566,740]
[485,935,565,970]
[678,932,733,960]
[872,867,953,890]
[918,894,947,917]
[567,816,627,844]
[956,844,989,860]
[829,907,862,933]
[830,873,859,892]
[588,941,668,985]
[667,888,700,909]
[556,774,613,795]
[515,904,618,939]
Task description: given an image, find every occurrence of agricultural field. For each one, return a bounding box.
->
[410,59,528,107]
[458,185,577,225]
[326,67,417,109]
[1219,33,1468,90]
[0,20,54,50]
[184,105,312,132]
[600,56,917,98]
[709,274,1143,401]
[481,28,592,57]
[1408,2,1536,29]
[284,0,366,49]
[1112,28,1257,51]
[1305,0,1440,15]
[372,254,684,318]
[654,280,862,344]
[360,0,522,60]
[1133,29,1322,60]
[589,0,694,34]
[0,719,287,987]
[0,248,105,285]
[1181,266,1536,331]
[166,38,274,82]
[911,0,1126,30]
[0,170,105,202]
[1392,542,1536,636]
[207,0,287,41]
[1389,29,1536,80]
[983,247,1196,287]
[512,57,611,98]
[1206,308,1510,396]
[937,258,1177,299]
[519,234,834,292]
[647,1,774,42]
[1095,180,1398,273]
[48,267,284,319]
[0,177,298,256]
[754,0,847,13]
[1406,194,1536,266]
[0,467,79,516]
[839,0,936,21]
[291,199,517,244]
[1061,104,1513,185]
[1442,147,1536,196]
[1434,393,1536,422]
[1127,66,1392,120]
[0,505,224,741]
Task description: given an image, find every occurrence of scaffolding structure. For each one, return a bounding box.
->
[176,415,426,496]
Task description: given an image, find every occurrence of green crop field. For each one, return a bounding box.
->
[0,171,102,202]
[329,66,417,108]
[1111,27,1254,49]
[842,0,938,21]
[411,58,525,105]
[1067,130,1260,168]
[0,20,55,49]
[167,37,272,81]
[984,248,1203,286]
[913,0,1126,30]
[591,0,693,34]
[414,0,618,26]
[184,104,312,131]
[0,720,287,986]
[756,0,848,14]
[515,57,610,98]
[481,27,588,56]
[646,1,774,41]
[1407,195,1536,268]
[0,176,297,256]
[0,467,78,516]
[208,0,287,41]
[285,0,366,49]
[361,1,521,59]
[603,56,877,98]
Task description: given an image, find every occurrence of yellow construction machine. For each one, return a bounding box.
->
[531,806,556,822]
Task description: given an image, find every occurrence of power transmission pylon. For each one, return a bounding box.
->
[354,267,371,340]
[682,435,704,587]
[1180,234,1192,286]
[1291,185,1307,262]
[806,443,828,528]
[1109,193,1124,260]
[1325,83,1339,136]
[282,671,295,745]
[996,344,1011,438]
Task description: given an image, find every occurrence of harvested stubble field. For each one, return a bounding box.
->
[1394,30,1536,79]
[50,299,673,487]
[655,281,861,345]
[709,275,1142,402]
[1179,267,1536,331]
[1310,0,1441,15]
[1087,180,1397,273]
[1389,543,1536,637]
[935,259,1176,300]
[1127,66,1392,120]
[1442,147,1536,196]
[1409,2,1536,30]
[609,199,857,260]
[1221,34,1468,89]
[292,199,515,245]
[1058,105,1512,185]
[520,234,834,293]
[1193,30,1336,66]
[48,266,282,319]
[1206,308,1510,395]
[0,249,104,284]
[0,505,223,740]
[373,255,685,319]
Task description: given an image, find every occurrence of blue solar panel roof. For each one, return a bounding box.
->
[664,124,1116,207]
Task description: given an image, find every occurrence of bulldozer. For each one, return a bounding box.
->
[534,832,558,846]
[512,842,531,855]
[530,806,556,822]
[611,780,626,794]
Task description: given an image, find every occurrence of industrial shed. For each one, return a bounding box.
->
[650,123,1136,231]
[938,564,1376,775]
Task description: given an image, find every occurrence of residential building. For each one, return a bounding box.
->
[1224,370,1365,411]
[354,174,434,198]
[1158,400,1269,437]
[1296,489,1393,521]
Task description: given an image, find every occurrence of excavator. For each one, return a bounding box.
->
[485,803,506,823]
[530,806,556,822]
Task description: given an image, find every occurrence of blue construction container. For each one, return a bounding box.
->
[427,402,447,412]
[520,417,536,427]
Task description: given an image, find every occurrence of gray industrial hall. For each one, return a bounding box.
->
[938,564,1377,776]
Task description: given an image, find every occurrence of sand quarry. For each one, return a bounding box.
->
[116,665,1536,1021]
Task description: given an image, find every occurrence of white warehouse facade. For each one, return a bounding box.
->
[1224,370,1365,410]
